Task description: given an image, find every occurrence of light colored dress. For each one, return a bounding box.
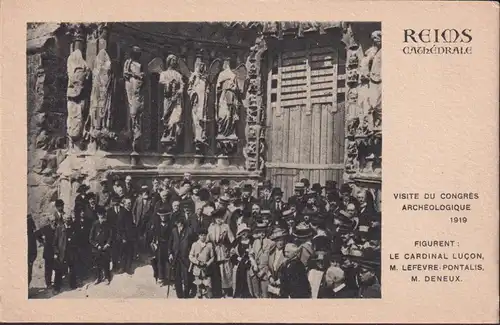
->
[207,222,234,289]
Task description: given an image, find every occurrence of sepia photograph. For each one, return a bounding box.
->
[26,21,382,299]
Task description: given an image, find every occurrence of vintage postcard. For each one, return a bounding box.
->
[1,0,498,323]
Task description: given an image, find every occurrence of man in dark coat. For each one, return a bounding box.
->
[153,190,172,218]
[259,180,273,210]
[107,195,122,271]
[288,182,307,214]
[133,186,153,236]
[36,214,58,288]
[74,184,90,218]
[169,217,194,298]
[53,214,81,292]
[318,265,358,298]
[27,214,38,287]
[53,199,65,225]
[241,184,258,215]
[89,206,113,284]
[150,178,162,209]
[116,197,136,274]
[123,175,137,200]
[279,243,311,298]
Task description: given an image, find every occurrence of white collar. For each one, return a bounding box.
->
[333,283,346,293]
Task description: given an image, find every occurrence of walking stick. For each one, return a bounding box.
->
[166,257,176,298]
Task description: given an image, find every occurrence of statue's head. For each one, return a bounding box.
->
[195,59,206,74]
[166,54,178,69]
[371,31,382,48]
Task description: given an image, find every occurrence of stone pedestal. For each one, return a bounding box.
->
[160,153,175,166]
[217,155,230,169]
[130,151,140,166]
[193,155,203,168]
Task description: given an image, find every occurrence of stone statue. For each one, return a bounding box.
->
[123,46,145,152]
[215,58,247,141]
[159,54,185,153]
[66,48,91,151]
[359,30,382,129]
[87,47,115,149]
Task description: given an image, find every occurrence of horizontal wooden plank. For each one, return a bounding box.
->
[310,82,334,91]
[311,89,334,97]
[281,92,308,101]
[311,75,334,84]
[281,98,306,107]
[282,64,307,73]
[281,72,307,80]
[311,96,335,104]
[266,162,345,170]
[311,69,334,77]
[281,85,308,94]
[281,79,308,87]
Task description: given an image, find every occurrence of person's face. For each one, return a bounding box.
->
[56,205,64,213]
[274,194,282,202]
[253,230,264,239]
[160,192,168,201]
[359,269,374,283]
[162,179,170,188]
[123,199,132,210]
[176,221,184,230]
[307,197,315,205]
[242,191,250,198]
[49,217,57,228]
[153,180,159,189]
[241,231,249,239]
[357,192,366,205]
[125,177,132,185]
[192,188,199,196]
[275,238,285,250]
[286,219,295,227]
[89,198,96,206]
[316,258,326,270]
[346,204,356,217]
[263,188,271,197]
[373,33,381,47]
[199,233,207,243]
[183,207,190,215]
[215,217,223,225]
[116,187,124,196]
[98,214,106,223]
[252,204,261,215]
[172,201,180,212]
[284,248,295,259]
[64,216,72,225]
[142,192,149,199]
[294,189,304,197]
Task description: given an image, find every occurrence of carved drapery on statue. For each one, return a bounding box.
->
[88,48,116,150]
[159,54,185,154]
[66,49,91,151]
[214,58,247,156]
[343,28,382,178]
[123,46,145,153]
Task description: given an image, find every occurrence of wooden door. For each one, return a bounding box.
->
[265,42,346,199]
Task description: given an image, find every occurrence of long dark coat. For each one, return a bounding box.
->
[279,257,311,298]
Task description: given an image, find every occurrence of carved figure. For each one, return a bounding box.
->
[359,30,382,128]
[87,48,115,148]
[176,56,223,155]
[123,46,145,152]
[66,48,91,150]
[214,58,247,140]
[159,54,185,152]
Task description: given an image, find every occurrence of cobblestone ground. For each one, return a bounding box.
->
[28,246,178,299]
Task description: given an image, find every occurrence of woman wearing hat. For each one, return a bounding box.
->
[207,208,235,298]
[231,223,253,298]
[267,227,288,298]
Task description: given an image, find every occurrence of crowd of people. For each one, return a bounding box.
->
[28,173,381,299]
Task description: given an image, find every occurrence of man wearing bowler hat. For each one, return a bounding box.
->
[53,199,66,225]
[258,180,273,210]
[269,187,286,220]
[292,221,315,267]
[241,183,257,214]
[288,182,307,213]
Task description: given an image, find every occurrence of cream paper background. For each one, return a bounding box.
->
[1,0,498,323]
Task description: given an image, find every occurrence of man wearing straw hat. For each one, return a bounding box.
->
[267,227,288,298]
[248,222,273,298]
